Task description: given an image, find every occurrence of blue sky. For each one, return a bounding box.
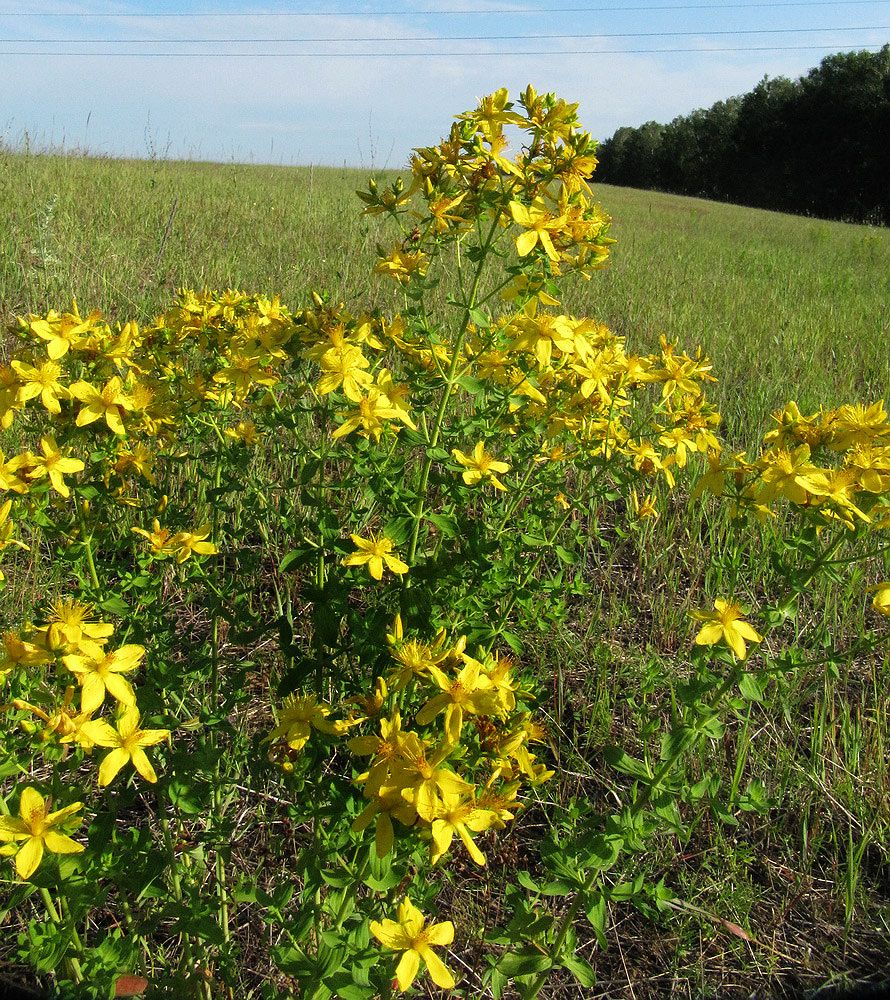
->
[2,1,886,166]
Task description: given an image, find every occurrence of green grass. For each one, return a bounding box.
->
[3,149,889,449]
[2,149,888,998]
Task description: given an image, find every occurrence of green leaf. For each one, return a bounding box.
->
[583,891,608,949]
[540,880,572,896]
[738,671,767,702]
[660,725,696,760]
[561,952,597,986]
[602,746,651,780]
[609,876,643,901]
[98,596,130,616]
[280,547,316,573]
[520,533,547,547]
[516,870,541,893]
[498,948,552,977]
[383,516,414,545]
[468,307,491,329]
[333,985,375,1000]
[426,513,458,537]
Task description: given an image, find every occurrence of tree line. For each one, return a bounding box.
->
[595,46,890,225]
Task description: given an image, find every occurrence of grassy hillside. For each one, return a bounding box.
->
[2,150,888,447]
[1,151,888,998]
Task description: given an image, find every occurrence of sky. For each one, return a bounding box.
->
[1,1,887,167]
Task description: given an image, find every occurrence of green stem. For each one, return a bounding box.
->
[823,541,890,566]
[333,847,371,929]
[40,887,84,984]
[78,502,100,591]
[494,456,540,536]
[406,211,503,567]
[524,670,739,999]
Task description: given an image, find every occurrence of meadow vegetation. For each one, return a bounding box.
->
[0,88,888,1000]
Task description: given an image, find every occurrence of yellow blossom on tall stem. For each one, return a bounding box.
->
[169,526,218,563]
[430,793,501,866]
[9,359,69,414]
[69,375,134,435]
[369,897,456,992]
[132,519,178,557]
[691,598,762,661]
[374,247,428,285]
[452,442,510,491]
[267,693,354,751]
[0,787,84,880]
[37,598,114,653]
[342,533,409,581]
[416,657,500,743]
[19,436,85,499]
[79,706,171,787]
[62,639,143,713]
[0,500,30,560]
[509,197,567,262]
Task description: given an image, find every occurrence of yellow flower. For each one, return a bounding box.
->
[630,488,659,522]
[369,897,456,992]
[29,301,100,359]
[132,519,178,557]
[0,450,29,494]
[69,376,134,435]
[452,442,510,491]
[868,582,890,617]
[756,444,825,505]
[430,793,501,867]
[10,359,69,414]
[509,197,567,262]
[374,247,428,285]
[16,688,95,747]
[36,598,114,654]
[19,435,84,499]
[460,86,524,139]
[0,499,30,558]
[827,401,889,451]
[691,598,762,661]
[169,526,218,563]
[316,344,373,401]
[1,630,48,683]
[332,387,414,442]
[342,533,409,581]
[388,636,455,690]
[0,787,84,880]
[416,657,500,744]
[383,733,473,823]
[426,190,468,233]
[224,420,260,446]
[62,640,143,714]
[111,444,156,485]
[267,693,352,751]
[79,706,170,787]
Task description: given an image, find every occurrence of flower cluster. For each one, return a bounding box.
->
[695,400,890,530]
[1,599,169,879]
[267,617,550,869]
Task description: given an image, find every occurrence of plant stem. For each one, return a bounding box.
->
[406,211,503,566]
[524,670,739,999]
[40,887,84,984]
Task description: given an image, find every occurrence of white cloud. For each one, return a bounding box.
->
[1,3,884,164]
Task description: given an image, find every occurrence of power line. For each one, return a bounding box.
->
[1,1,888,15]
[6,27,888,43]
[0,43,883,57]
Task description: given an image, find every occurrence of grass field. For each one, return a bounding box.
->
[1,148,888,999]
[3,151,889,448]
